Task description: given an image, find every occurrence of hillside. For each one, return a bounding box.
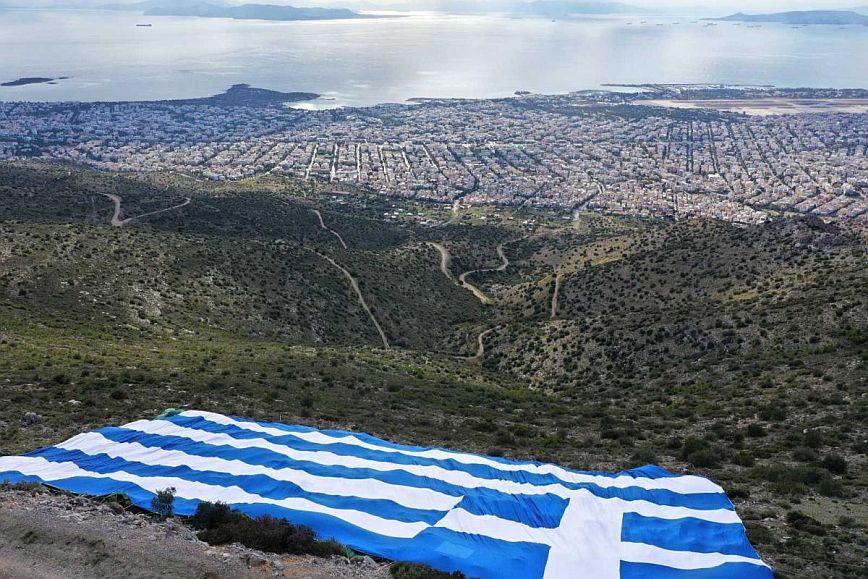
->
[0,161,865,577]
[143,2,368,21]
[713,10,868,25]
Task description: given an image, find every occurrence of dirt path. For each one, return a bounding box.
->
[457,236,527,305]
[312,209,348,249]
[470,327,495,360]
[551,273,562,319]
[426,242,455,282]
[312,250,390,349]
[101,193,191,227]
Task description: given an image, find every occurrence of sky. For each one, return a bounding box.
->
[2,0,865,13]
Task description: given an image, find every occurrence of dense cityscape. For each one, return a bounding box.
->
[1,88,867,224]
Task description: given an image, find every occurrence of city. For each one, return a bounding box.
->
[2,88,866,225]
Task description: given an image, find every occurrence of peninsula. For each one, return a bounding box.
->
[140,2,370,21]
[160,84,320,107]
[1,77,67,87]
[711,10,868,25]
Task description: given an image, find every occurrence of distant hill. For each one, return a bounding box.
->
[711,10,868,25]
[158,84,319,107]
[144,2,366,21]
[99,1,367,21]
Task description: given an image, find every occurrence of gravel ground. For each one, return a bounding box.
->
[0,487,391,579]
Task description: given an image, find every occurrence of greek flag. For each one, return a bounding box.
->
[0,411,772,578]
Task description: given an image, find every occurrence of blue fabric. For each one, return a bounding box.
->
[0,411,773,579]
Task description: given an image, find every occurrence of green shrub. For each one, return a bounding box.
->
[390,562,466,579]
[687,449,720,469]
[189,501,345,557]
[151,487,176,518]
[817,476,845,498]
[791,446,818,462]
[786,511,825,536]
[746,423,766,438]
[821,454,847,475]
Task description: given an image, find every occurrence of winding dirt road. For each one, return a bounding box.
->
[312,250,390,349]
[551,273,562,320]
[312,208,348,249]
[457,237,526,304]
[470,327,495,360]
[427,242,456,282]
[101,193,191,227]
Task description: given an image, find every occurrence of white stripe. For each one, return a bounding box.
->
[430,488,741,541]
[56,432,463,512]
[435,508,553,544]
[0,456,428,539]
[125,419,739,524]
[182,411,723,495]
[620,542,771,570]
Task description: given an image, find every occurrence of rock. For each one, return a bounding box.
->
[107,502,125,515]
[243,553,267,567]
[21,412,40,427]
[271,560,285,571]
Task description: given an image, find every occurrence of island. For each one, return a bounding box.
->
[140,2,371,21]
[1,77,67,87]
[709,10,868,25]
[159,84,320,107]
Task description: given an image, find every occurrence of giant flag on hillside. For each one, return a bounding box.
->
[0,410,773,578]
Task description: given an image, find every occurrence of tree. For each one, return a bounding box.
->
[151,487,176,518]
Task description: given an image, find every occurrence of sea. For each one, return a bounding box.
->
[1,9,867,107]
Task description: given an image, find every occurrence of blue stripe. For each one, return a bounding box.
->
[620,561,773,579]
[161,417,734,511]
[232,414,683,482]
[232,415,683,486]
[0,469,549,579]
[40,428,572,529]
[31,447,445,525]
[621,513,761,559]
[456,492,569,529]
[94,426,731,516]
[173,415,687,485]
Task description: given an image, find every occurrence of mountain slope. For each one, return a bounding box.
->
[712,10,868,25]
[0,162,865,577]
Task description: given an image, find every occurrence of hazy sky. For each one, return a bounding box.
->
[3,0,865,13]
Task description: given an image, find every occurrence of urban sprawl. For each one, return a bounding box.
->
[1,88,867,224]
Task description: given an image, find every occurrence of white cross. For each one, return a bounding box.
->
[433,488,624,579]
[432,488,770,578]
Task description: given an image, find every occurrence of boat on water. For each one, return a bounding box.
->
[136,24,153,27]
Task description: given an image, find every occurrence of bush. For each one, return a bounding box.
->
[817,476,845,498]
[821,454,847,475]
[629,447,658,466]
[786,511,825,536]
[687,449,720,468]
[189,501,345,557]
[746,423,766,438]
[791,446,818,462]
[390,562,466,579]
[151,487,176,518]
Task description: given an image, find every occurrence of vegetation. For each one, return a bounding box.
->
[390,562,466,579]
[0,161,865,577]
[151,487,176,518]
[189,501,345,557]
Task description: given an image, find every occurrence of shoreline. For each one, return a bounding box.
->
[2,84,868,110]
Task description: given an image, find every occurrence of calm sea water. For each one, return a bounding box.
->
[1,9,867,106]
